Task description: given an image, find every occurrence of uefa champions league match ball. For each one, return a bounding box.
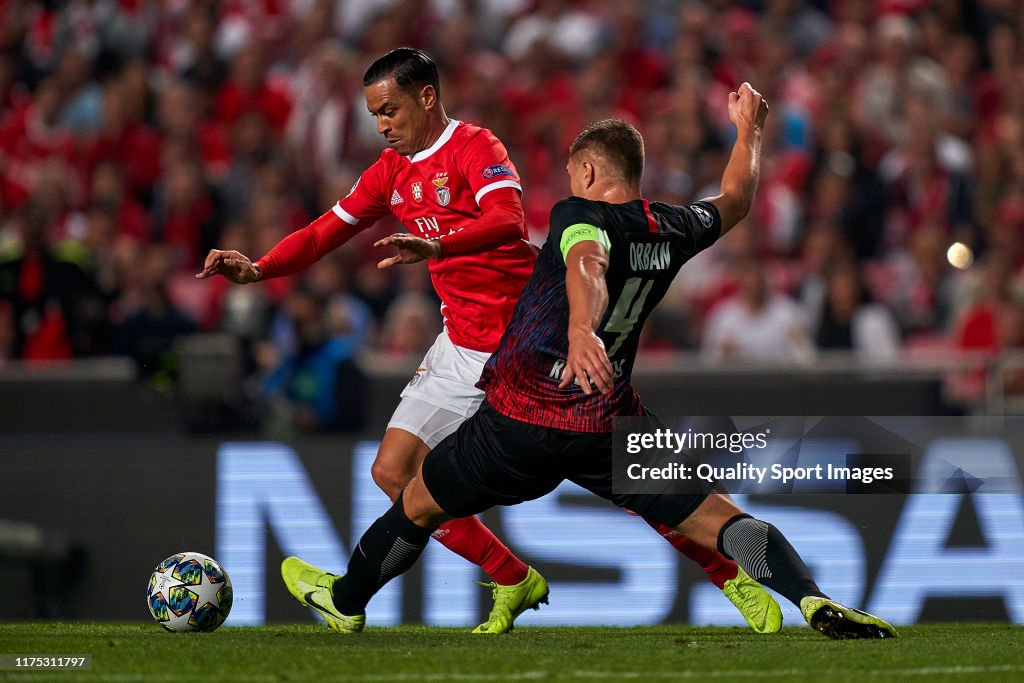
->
[147,552,233,632]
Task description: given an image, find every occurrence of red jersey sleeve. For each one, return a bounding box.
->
[254,155,394,279]
[456,128,523,208]
[335,153,394,226]
[255,210,358,279]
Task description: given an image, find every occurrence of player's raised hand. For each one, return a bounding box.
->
[375,233,442,269]
[195,249,262,283]
[727,82,769,133]
[560,327,615,395]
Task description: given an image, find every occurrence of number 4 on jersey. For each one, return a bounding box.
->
[603,277,653,357]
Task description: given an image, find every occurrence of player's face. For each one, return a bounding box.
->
[364,77,433,156]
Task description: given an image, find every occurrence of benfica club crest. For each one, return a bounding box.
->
[432,174,450,207]
[411,182,424,202]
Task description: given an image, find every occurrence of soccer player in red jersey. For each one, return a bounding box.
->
[200,48,777,634]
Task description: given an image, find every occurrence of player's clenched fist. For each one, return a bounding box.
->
[195,249,262,284]
[728,82,769,133]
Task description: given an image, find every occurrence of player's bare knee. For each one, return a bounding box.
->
[675,493,743,550]
[370,458,407,500]
[406,504,448,529]
[673,520,719,551]
[374,430,430,499]
[402,477,450,528]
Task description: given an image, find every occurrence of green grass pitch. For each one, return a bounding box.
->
[1,624,1022,682]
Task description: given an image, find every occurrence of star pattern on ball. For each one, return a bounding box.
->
[189,564,226,608]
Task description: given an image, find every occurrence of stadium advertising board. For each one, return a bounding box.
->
[3,416,1021,627]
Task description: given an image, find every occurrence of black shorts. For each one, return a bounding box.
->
[421,401,714,528]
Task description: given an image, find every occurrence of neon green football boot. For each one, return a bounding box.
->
[800,596,898,639]
[473,566,549,634]
[721,567,783,633]
[281,556,365,633]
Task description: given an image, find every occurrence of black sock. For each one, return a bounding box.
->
[718,513,827,607]
[332,494,433,615]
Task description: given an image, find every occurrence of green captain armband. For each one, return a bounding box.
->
[559,223,610,261]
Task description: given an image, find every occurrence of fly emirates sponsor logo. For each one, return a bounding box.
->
[412,216,481,239]
[413,216,441,234]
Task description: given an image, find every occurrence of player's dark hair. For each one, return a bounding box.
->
[569,119,644,186]
[363,47,441,98]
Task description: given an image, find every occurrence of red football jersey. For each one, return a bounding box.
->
[334,119,535,352]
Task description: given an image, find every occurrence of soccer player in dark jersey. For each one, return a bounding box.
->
[282,82,898,639]
[203,47,779,635]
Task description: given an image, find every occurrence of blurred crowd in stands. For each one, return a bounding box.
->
[2,0,1024,428]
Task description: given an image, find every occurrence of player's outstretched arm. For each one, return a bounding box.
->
[560,239,614,395]
[195,209,364,283]
[704,82,769,236]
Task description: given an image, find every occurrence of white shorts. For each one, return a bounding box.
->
[386,329,490,448]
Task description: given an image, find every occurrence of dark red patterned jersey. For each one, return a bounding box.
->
[479,196,721,433]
